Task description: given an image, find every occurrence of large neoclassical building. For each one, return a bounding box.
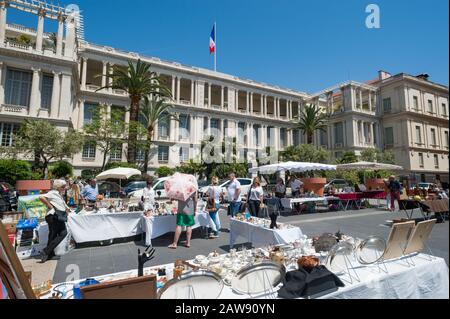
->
[0,0,448,184]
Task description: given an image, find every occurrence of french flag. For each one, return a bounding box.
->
[209,24,216,54]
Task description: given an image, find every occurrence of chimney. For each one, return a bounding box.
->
[416,74,430,81]
[378,70,392,81]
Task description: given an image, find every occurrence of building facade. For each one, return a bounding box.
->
[0,0,448,184]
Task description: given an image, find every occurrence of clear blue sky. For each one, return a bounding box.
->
[9,0,449,93]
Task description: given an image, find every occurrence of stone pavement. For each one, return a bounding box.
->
[38,207,448,284]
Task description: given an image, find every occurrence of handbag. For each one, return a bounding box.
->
[55,210,68,223]
[206,188,216,212]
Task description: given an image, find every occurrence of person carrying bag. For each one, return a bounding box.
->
[206,177,222,238]
[39,179,72,263]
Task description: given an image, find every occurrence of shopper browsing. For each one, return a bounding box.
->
[227,173,242,217]
[247,177,264,217]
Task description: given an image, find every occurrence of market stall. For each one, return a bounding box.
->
[229,217,303,248]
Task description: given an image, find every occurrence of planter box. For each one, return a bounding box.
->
[366,179,386,191]
[302,178,327,196]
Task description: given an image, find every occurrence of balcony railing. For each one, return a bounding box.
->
[5,40,33,51]
[180,99,191,105]
[86,84,101,91]
[113,89,127,96]
[1,104,27,113]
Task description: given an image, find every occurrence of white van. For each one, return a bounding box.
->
[128,177,170,199]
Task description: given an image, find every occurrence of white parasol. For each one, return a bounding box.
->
[96,167,142,181]
[336,161,404,171]
[164,173,198,202]
[249,161,337,174]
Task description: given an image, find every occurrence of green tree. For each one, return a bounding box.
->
[12,120,83,179]
[0,159,39,185]
[83,104,126,171]
[156,166,175,177]
[176,160,207,180]
[280,144,330,163]
[98,59,171,164]
[139,98,177,173]
[293,104,328,144]
[49,160,73,179]
[336,151,359,164]
[104,162,139,171]
[360,148,396,164]
[16,34,32,45]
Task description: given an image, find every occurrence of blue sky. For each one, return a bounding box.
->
[8,0,449,93]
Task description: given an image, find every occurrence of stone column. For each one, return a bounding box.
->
[170,116,176,142]
[50,71,60,118]
[277,98,281,119]
[0,1,7,47]
[371,122,376,145]
[0,62,4,105]
[81,58,88,90]
[247,123,252,148]
[250,93,254,114]
[29,68,41,116]
[59,73,71,119]
[171,76,176,101]
[177,77,181,103]
[235,90,239,111]
[207,83,212,108]
[368,91,372,110]
[56,14,64,56]
[102,61,107,90]
[190,80,195,105]
[77,100,85,129]
[221,86,224,108]
[36,8,45,52]
[207,116,211,137]
[359,89,363,109]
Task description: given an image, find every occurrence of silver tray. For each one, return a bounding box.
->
[158,270,224,299]
[231,261,285,295]
[326,241,355,274]
[356,236,386,265]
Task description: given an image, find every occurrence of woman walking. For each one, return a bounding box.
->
[168,192,198,249]
[206,177,222,238]
[247,177,264,217]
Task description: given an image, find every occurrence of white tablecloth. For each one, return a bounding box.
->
[281,197,340,209]
[229,219,303,248]
[43,253,448,299]
[67,211,220,246]
[141,212,221,246]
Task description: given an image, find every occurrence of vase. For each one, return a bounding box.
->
[301,178,327,196]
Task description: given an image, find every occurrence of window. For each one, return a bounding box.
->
[434,154,439,169]
[334,122,344,146]
[384,127,394,146]
[158,145,169,163]
[293,129,300,145]
[253,125,261,146]
[428,100,433,113]
[415,126,422,144]
[136,148,145,162]
[0,122,19,147]
[210,118,220,138]
[430,128,437,146]
[267,127,273,146]
[413,96,419,110]
[320,129,328,146]
[383,98,392,113]
[84,103,97,124]
[445,131,449,148]
[442,103,448,116]
[110,143,122,161]
[5,68,32,107]
[178,115,190,140]
[82,141,96,159]
[158,114,170,138]
[418,153,424,168]
[179,146,189,163]
[40,74,53,110]
[138,113,148,127]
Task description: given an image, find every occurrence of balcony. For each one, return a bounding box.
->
[179,99,191,106]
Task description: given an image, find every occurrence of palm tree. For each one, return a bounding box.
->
[98,59,172,163]
[293,104,329,144]
[139,98,178,173]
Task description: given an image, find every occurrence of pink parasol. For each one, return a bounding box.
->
[164,173,198,202]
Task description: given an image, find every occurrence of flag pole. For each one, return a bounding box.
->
[214,22,217,72]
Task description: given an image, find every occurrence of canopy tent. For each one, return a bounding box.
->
[96,168,142,181]
[336,161,404,171]
[249,161,337,174]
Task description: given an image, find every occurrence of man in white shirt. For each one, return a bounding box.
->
[227,173,242,217]
[290,177,303,197]
[142,180,156,211]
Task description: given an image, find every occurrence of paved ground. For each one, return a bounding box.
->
[49,207,449,284]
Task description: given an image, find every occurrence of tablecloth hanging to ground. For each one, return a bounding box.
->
[229,218,303,248]
[141,212,221,246]
[42,253,448,299]
[66,211,220,246]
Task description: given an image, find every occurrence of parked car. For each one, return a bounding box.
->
[324,179,349,193]
[416,183,437,191]
[198,178,253,202]
[128,177,170,199]
[0,182,18,212]
[122,181,147,196]
[97,181,123,198]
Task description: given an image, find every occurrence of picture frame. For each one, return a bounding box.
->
[383,221,415,261]
[404,219,437,255]
[80,275,157,299]
[0,221,36,299]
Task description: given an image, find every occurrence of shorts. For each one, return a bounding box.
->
[176,213,195,227]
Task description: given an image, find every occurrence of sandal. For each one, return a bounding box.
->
[168,244,177,249]
[185,243,191,248]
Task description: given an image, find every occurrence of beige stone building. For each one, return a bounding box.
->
[0,0,448,185]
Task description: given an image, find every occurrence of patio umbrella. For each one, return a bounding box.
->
[96,167,142,180]
[249,161,337,174]
[164,173,198,201]
[336,161,403,171]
